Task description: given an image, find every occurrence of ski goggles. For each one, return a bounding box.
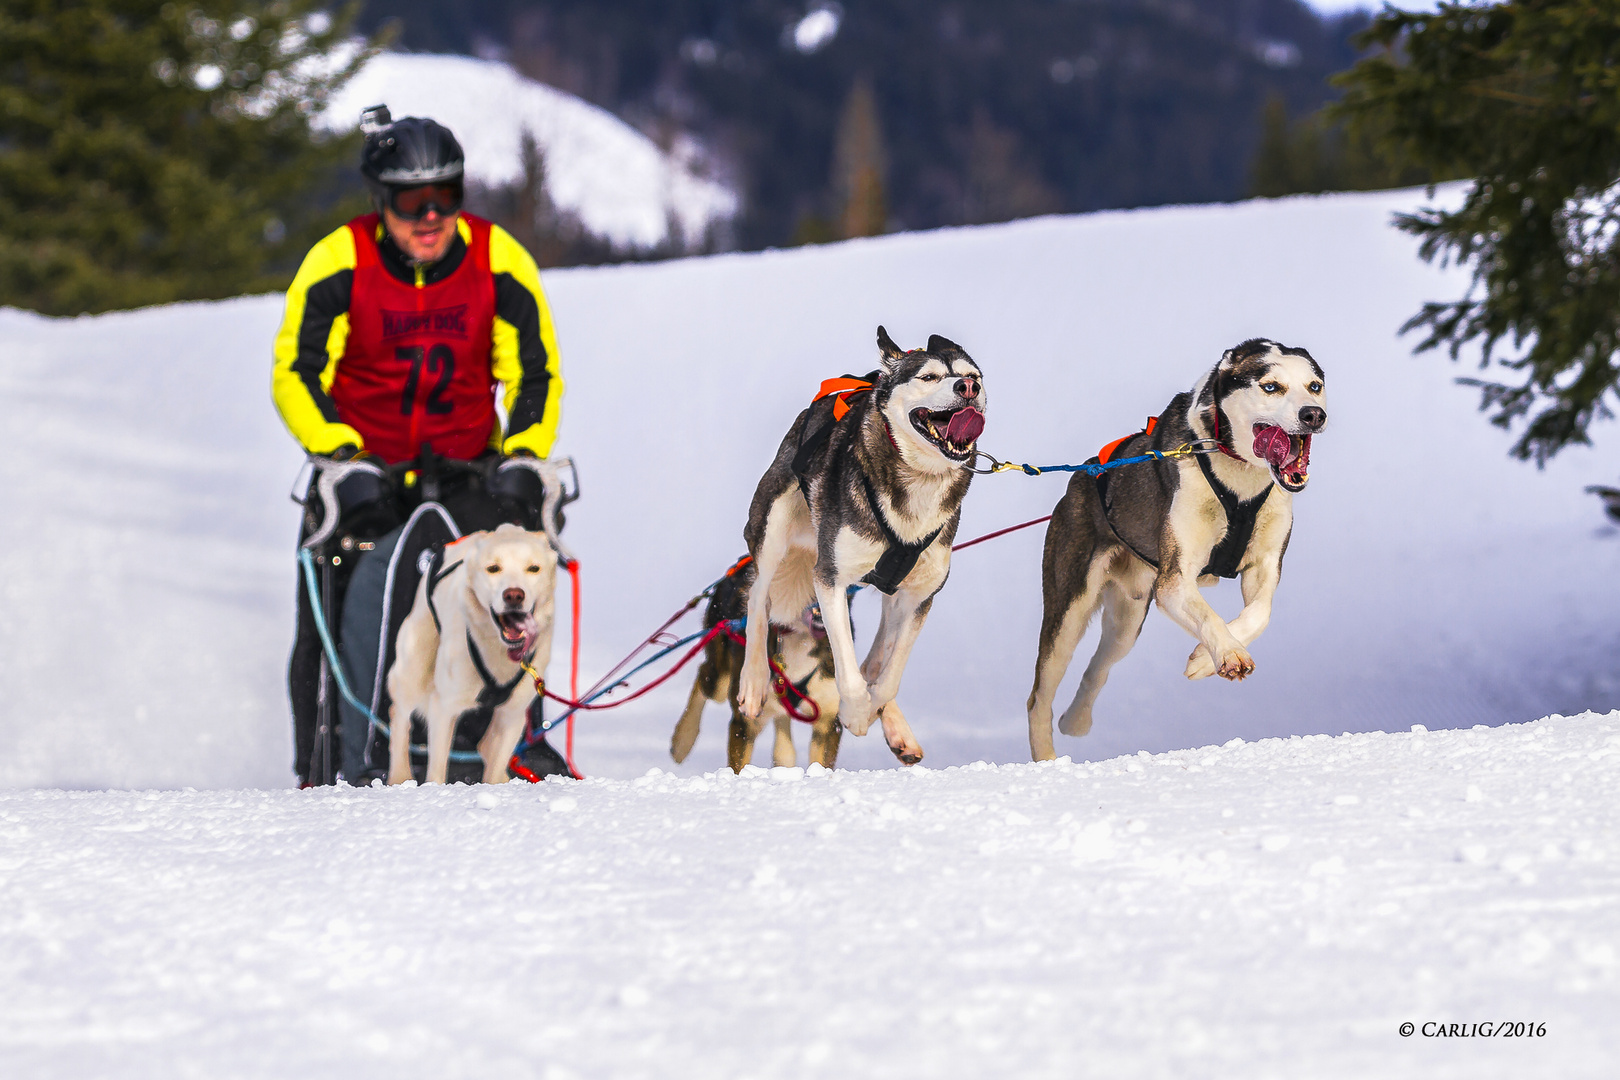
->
[386,181,464,221]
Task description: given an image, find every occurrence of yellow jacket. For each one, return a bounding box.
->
[271,215,564,458]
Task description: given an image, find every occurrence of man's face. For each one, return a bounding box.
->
[381,205,459,264]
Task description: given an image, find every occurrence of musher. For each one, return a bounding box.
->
[272,106,569,786]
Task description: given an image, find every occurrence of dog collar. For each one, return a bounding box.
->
[879,414,902,452]
[1207,402,1247,462]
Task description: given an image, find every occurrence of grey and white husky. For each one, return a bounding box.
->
[1026,338,1327,761]
[736,326,987,759]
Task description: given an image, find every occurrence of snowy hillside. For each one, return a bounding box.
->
[2,185,1615,790]
[1,712,1616,1077]
[320,52,737,249]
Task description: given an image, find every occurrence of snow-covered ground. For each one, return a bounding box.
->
[2,712,1616,1077]
[320,52,737,249]
[2,186,1619,1074]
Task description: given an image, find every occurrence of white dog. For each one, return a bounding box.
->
[387,523,558,784]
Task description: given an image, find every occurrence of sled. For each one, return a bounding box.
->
[295,450,579,785]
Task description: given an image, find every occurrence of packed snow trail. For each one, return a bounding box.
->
[1,713,1616,1078]
[1,186,1617,788]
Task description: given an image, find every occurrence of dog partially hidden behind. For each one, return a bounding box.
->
[669,557,849,772]
[1026,338,1327,761]
[736,326,985,762]
[387,523,558,784]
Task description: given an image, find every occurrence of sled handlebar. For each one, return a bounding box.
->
[299,456,389,552]
[496,455,579,567]
[298,454,580,564]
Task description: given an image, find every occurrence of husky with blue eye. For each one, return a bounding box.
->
[735,326,986,763]
[1026,338,1328,761]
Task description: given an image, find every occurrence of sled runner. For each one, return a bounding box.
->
[294,450,578,785]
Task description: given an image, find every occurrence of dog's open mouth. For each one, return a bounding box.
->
[1253,424,1312,492]
[491,607,539,661]
[910,405,984,461]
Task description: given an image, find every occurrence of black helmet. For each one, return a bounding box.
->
[358,105,464,193]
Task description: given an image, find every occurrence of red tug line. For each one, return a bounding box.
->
[506,511,1055,781]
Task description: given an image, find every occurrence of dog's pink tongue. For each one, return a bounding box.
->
[945,407,985,445]
[507,616,539,661]
[1253,425,1293,468]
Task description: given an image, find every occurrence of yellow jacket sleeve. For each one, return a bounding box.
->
[488,224,565,458]
[270,224,364,455]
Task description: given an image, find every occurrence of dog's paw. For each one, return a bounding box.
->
[1217,647,1255,681]
[878,703,923,764]
[1184,645,1217,680]
[888,741,923,765]
[840,692,876,736]
[736,672,770,721]
[1057,703,1094,737]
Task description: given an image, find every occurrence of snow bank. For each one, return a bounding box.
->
[320,52,738,249]
[0,188,1617,790]
[1,712,1615,1078]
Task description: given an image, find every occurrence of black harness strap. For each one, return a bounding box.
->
[421,542,528,709]
[789,370,938,595]
[858,472,942,595]
[1095,434,1273,579]
[1195,453,1272,579]
[791,403,838,503]
[790,371,880,502]
[1095,462,1164,571]
[422,547,465,634]
[463,630,531,711]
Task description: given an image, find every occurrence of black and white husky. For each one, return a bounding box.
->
[737,327,986,757]
[1026,339,1327,761]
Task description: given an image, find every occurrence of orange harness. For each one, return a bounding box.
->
[814,376,875,420]
[1097,416,1158,466]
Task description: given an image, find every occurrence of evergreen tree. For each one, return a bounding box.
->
[962,107,1060,226]
[1249,94,1432,199]
[0,1,375,316]
[832,79,886,240]
[1335,1,1620,462]
[464,132,622,268]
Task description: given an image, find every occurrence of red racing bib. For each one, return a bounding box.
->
[332,213,499,464]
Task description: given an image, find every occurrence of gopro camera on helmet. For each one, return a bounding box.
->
[359,104,392,134]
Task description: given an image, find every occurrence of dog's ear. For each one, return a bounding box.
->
[927,334,963,356]
[877,325,904,368]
